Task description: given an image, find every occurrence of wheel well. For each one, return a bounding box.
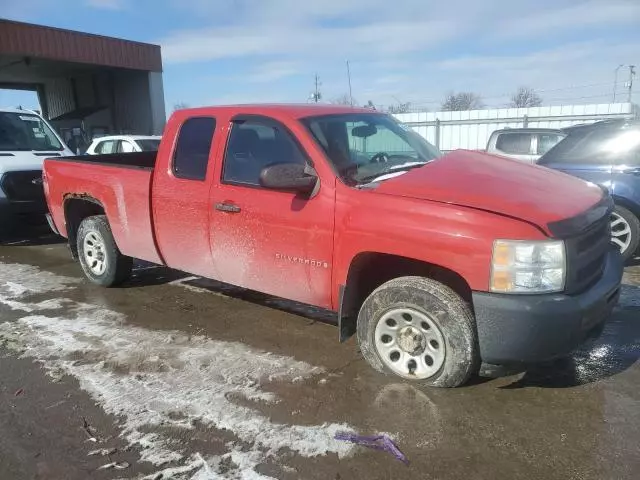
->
[338,252,472,341]
[64,196,105,259]
[612,195,640,220]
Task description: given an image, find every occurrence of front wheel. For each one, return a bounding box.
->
[611,205,640,262]
[77,215,132,287]
[357,276,479,388]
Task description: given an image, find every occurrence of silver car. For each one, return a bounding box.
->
[486,128,566,164]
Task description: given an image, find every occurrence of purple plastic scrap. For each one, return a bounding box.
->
[335,431,409,465]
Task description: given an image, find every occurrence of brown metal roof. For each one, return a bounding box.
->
[0,19,162,72]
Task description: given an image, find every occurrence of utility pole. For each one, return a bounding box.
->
[627,65,636,104]
[613,64,624,103]
[346,61,353,106]
[310,74,322,103]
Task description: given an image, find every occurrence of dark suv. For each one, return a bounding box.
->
[538,119,640,261]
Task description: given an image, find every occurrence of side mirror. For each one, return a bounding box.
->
[259,163,318,194]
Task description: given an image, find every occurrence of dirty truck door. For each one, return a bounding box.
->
[210,115,334,308]
[152,116,219,276]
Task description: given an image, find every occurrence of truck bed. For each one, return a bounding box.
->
[44,152,163,265]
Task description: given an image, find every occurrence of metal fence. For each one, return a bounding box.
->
[393,102,638,152]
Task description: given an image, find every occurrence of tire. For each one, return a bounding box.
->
[357,276,478,388]
[611,205,640,262]
[76,215,132,287]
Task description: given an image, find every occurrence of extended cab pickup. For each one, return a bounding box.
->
[43,104,624,387]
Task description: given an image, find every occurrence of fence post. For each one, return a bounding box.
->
[523,114,529,128]
[435,118,441,150]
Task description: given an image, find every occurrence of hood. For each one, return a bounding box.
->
[0,150,71,174]
[374,150,604,234]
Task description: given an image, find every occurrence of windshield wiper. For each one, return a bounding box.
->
[357,162,428,185]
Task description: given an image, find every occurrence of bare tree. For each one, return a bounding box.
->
[509,87,543,107]
[330,94,355,106]
[173,102,189,112]
[387,102,412,114]
[364,100,376,110]
[441,92,484,111]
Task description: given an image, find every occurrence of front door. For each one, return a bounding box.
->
[210,115,335,308]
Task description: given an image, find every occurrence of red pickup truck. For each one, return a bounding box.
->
[43,104,623,387]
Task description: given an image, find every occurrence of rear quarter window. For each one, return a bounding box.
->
[96,140,117,154]
[173,117,217,180]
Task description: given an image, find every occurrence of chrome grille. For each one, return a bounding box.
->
[564,217,610,294]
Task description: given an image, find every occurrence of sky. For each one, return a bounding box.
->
[1,0,639,114]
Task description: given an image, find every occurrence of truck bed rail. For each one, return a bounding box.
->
[51,151,156,170]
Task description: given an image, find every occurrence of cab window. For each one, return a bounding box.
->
[222,118,307,186]
[173,117,217,180]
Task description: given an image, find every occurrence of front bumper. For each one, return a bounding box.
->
[473,248,623,365]
[0,197,48,217]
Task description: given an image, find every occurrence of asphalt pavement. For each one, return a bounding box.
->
[1,221,639,480]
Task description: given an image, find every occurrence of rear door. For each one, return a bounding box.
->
[209,114,335,308]
[152,116,220,276]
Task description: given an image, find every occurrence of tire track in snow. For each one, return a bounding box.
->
[0,262,354,479]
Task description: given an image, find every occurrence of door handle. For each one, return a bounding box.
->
[215,202,241,213]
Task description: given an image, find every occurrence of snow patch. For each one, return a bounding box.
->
[0,262,353,479]
[0,263,80,298]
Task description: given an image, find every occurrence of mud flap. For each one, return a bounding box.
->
[338,284,356,342]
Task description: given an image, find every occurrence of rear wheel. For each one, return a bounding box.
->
[357,276,478,388]
[610,205,640,262]
[77,215,132,287]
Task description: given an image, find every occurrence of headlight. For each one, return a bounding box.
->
[490,240,566,294]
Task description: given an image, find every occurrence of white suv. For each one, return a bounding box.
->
[85,135,161,155]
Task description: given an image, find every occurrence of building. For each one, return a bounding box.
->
[0,19,166,151]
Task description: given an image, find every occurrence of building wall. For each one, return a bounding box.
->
[113,70,153,134]
[148,72,166,135]
[44,77,74,119]
[43,69,166,137]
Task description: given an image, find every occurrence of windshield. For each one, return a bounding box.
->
[539,124,640,164]
[302,113,441,185]
[0,112,64,152]
[136,139,161,152]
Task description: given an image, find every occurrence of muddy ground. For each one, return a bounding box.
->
[0,222,639,480]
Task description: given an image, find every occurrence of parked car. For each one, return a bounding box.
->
[0,107,74,234]
[85,135,161,155]
[538,119,640,261]
[486,128,566,163]
[43,104,623,388]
